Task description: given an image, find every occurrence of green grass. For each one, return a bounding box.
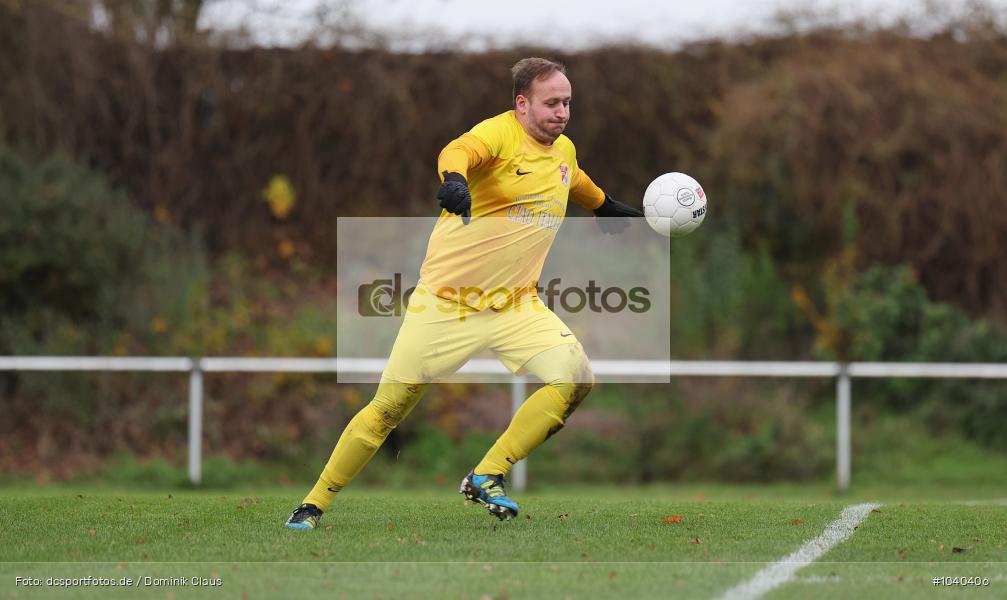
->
[770,503,1007,599]
[1,487,1005,599]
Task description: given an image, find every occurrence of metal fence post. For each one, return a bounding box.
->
[511,374,527,492]
[836,364,851,492]
[188,359,203,485]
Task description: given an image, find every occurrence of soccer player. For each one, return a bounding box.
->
[286,57,643,529]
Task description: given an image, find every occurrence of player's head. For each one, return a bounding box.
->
[512,57,571,145]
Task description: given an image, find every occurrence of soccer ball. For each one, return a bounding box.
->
[642,172,707,237]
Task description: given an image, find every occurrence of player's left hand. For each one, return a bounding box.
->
[593,193,644,234]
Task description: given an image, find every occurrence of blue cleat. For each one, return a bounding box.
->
[460,471,519,521]
[285,503,323,530]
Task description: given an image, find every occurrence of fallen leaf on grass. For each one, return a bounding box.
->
[688,537,702,545]
[239,497,257,506]
[87,530,96,537]
[952,546,972,553]
[135,538,145,545]
[662,515,682,523]
[897,549,907,559]
[557,513,569,520]
[790,519,804,526]
[891,575,904,582]
[871,508,882,513]
[609,570,617,580]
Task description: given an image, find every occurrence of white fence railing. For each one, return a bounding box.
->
[3,357,1006,491]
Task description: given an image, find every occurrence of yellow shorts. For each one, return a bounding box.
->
[381,283,579,383]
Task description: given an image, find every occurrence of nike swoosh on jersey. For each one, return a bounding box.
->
[516,168,532,175]
[560,332,574,337]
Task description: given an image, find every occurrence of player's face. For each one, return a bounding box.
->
[517,71,571,145]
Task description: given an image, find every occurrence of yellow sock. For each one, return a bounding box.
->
[475,343,594,477]
[475,384,569,476]
[303,382,425,511]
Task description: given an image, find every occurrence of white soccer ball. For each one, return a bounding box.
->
[642,172,708,237]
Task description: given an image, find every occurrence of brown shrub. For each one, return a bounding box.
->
[712,30,1007,316]
[5,6,1005,318]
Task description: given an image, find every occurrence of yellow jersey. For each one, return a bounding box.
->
[419,111,605,310]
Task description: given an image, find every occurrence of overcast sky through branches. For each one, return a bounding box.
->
[200,0,1007,49]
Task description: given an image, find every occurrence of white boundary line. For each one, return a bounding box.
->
[718,502,881,600]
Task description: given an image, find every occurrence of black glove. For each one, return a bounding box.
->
[593,193,644,234]
[437,171,471,224]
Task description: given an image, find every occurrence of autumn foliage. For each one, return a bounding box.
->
[2,3,1006,319]
[2,2,1007,480]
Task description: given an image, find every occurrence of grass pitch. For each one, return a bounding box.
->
[1,485,1005,599]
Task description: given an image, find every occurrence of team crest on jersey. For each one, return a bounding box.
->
[559,164,570,186]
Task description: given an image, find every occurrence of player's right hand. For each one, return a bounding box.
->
[437,171,471,224]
